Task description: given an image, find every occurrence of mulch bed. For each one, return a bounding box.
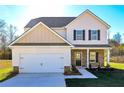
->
[64,71,81,75]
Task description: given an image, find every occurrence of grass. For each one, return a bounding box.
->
[66,62,124,87]
[0,60,12,69]
[1,59,124,85]
[0,68,13,81]
[66,69,124,87]
[110,62,124,70]
[0,60,16,82]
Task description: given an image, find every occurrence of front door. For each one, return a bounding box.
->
[75,52,81,66]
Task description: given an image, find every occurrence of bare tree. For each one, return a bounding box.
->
[0,20,18,59]
[0,19,6,29]
[113,32,122,44]
[0,19,7,51]
[0,20,18,44]
[0,19,7,35]
[1,34,6,49]
[0,33,7,59]
[5,24,18,44]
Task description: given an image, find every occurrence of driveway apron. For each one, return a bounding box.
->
[0,73,66,87]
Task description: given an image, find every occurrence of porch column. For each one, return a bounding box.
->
[87,49,89,68]
[107,49,110,65]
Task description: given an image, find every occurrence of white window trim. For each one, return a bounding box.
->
[91,30,98,40]
[75,30,84,40]
[90,52,96,63]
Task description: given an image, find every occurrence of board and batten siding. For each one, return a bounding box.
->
[66,12,108,45]
[17,23,65,43]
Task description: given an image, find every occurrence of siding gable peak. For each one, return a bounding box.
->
[65,9,110,29]
[9,22,73,47]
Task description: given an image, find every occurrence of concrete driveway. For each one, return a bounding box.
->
[0,73,66,87]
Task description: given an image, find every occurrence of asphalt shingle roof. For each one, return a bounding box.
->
[25,17,76,28]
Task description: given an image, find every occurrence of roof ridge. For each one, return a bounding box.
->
[25,17,76,28]
[34,16,76,19]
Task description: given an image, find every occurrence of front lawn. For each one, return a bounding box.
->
[66,62,124,87]
[0,68,13,81]
[110,62,124,70]
[66,69,124,87]
[0,60,16,82]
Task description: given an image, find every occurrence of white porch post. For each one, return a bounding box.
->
[87,49,89,68]
[107,49,110,65]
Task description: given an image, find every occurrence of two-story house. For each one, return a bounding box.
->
[9,9,111,73]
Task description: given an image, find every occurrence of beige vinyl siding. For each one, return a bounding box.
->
[67,12,109,45]
[51,28,66,39]
[17,23,65,43]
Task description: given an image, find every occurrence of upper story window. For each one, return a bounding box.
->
[74,30,85,40]
[91,30,98,40]
[76,30,83,40]
[89,30,100,40]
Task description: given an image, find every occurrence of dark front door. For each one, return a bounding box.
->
[75,52,81,66]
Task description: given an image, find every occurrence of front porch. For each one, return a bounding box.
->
[71,48,110,68]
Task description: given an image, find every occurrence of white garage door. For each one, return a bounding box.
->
[19,53,64,73]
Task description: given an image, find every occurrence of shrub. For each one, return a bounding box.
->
[106,64,110,68]
[0,48,12,60]
[71,65,79,73]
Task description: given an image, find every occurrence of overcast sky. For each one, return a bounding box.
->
[0,5,124,39]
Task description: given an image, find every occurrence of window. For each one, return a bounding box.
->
[75,52,81,60]
[74,30,85,40]
[76,30,83,40]
[91,30,98,40]
[90,52,96,63]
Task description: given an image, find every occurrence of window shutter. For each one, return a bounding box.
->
[98,30,100,40]
[96,52,98,63]
[74,30,76,40]
[89,30,91,40]
[83,30,85,40]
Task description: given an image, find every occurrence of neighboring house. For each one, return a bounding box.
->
[9,9,111,73]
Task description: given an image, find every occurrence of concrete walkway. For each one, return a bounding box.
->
[0,73,66,87]
[65,67,97,79]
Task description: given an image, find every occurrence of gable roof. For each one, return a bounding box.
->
[25,9,110,29]
[65,9,111,28]
[9,22,73,47]
[25,17,76,28]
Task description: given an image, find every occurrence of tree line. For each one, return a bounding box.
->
[110,32,124,63]
[0,19,18,59]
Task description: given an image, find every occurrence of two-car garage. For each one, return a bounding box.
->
[19,53,65,73]
[12,47,71,73]
[9,22,72,73]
